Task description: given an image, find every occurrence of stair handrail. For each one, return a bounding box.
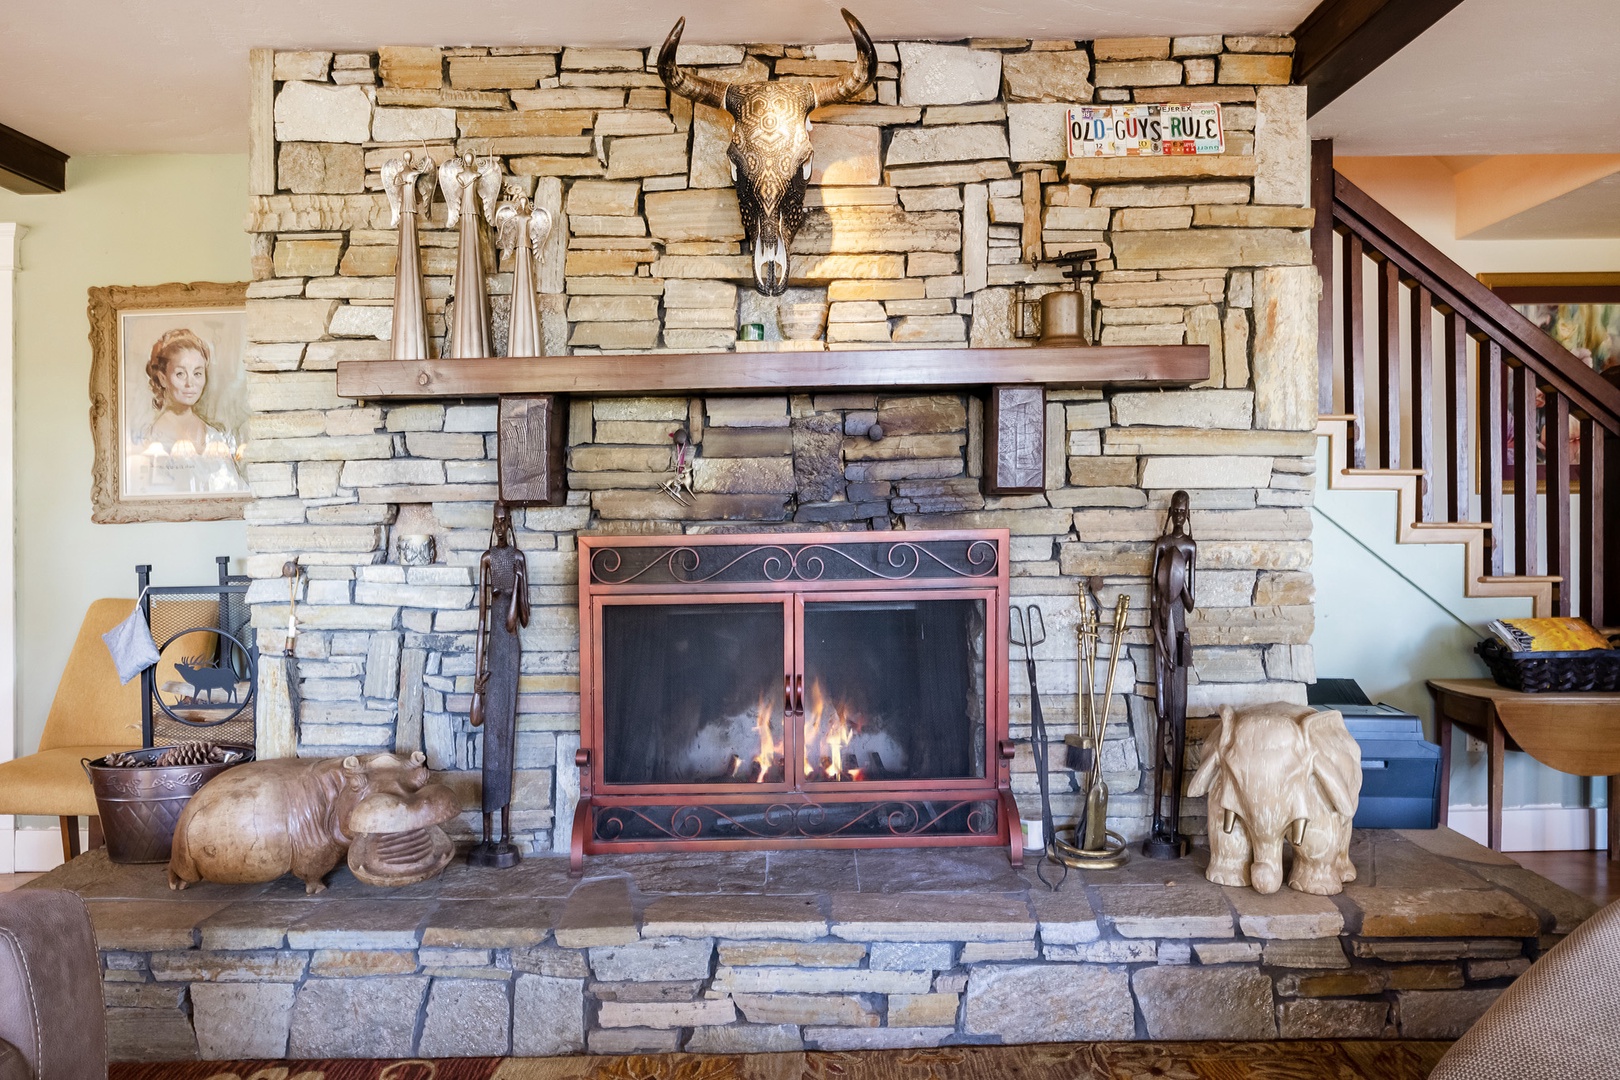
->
[1327,171,1620,433]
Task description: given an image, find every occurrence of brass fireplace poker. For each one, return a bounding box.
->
[1050,583,1130,870]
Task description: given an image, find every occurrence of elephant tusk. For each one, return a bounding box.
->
[1288,818,1308,846]
[1222,808,1237,834]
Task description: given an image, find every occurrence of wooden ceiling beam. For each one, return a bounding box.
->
[1293,0,1468,116]
[0,122,68,194]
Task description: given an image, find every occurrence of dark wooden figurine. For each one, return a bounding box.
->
[469,500,530,868]
[1144,490,1196,860]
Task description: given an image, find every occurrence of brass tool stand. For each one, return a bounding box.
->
[1050,587,1130,870]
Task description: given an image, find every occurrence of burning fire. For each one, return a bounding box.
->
[803,679,865,782]
[730,695,783,783]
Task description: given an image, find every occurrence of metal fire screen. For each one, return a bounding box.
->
[573,531,1017,870]
[137,557,256,750]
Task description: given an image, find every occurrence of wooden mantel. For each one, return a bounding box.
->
[334,345,1210,400]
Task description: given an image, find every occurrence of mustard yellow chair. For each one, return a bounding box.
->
[0,599,143,862]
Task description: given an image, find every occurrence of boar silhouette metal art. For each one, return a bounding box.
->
[657,9,876,295]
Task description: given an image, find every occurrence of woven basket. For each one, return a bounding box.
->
[1476,638,1620,693]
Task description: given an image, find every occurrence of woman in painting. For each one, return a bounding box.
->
[129,328,244,494]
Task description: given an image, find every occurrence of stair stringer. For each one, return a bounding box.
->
[1315,416,1556,617]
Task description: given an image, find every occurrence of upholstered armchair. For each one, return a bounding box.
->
[0,888,107,1079]
[1430,898,1620,1080]
[0,600,142,862]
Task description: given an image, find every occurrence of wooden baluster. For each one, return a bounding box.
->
[1409,285,1434,521]
[1444,314,1471,522]
[1513,363,1539,576]
[1342,232,1367,469]
[1579,418,1605,626]
[1311,140,1336,413]
[1479,342,1505,576]
[1378,258,1401,469]
[1546,393,1571,615]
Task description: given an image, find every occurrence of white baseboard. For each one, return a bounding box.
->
[10,824,81,873]
[0,819,12,873]
[1448,805,1610,852]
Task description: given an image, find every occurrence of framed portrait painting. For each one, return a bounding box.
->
[1480,273,1620,491]
[89,281,251,523]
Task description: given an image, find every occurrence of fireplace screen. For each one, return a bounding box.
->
[574,531,1015,867]
[601,602,786,786]
[800,599,985,784]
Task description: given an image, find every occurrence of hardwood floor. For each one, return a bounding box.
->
[0,873,43,892]
[1513,850,1620,908]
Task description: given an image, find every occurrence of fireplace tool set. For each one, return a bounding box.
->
[1013,585,1132,883]
[1051,587,1131,870]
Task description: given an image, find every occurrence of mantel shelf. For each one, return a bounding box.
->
[334,345,1211,400]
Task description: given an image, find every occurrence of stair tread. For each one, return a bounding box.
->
[1342,468,1426,477]
[1409,521,1491,531]
[1477,574,1563,584]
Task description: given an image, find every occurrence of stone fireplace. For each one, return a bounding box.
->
[242,31,1321,856]
[574,531,1011,866]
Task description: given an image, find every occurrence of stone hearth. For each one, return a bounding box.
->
[31,827,1595,1061]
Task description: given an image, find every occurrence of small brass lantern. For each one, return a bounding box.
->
[1015,249,1100,347]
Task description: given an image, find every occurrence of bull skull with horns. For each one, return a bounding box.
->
[659,9,876,295]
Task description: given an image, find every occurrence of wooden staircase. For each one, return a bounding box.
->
[1310,142,1620,624]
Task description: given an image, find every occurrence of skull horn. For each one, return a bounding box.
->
[809,9,877,107]
[657,16,730,111]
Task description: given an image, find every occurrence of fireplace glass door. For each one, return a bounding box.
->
[799,596,987,786]
[599,600,788,787]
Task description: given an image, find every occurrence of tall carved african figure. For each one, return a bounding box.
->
[658,9,876,295]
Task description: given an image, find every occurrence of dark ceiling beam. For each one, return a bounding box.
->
[1293,0,1468,116]
[0,122,68,194]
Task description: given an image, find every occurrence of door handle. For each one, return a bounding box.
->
[793,673,805,713]
[785,673,796,716]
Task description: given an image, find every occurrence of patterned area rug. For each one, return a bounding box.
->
[109,1041,1452,1080]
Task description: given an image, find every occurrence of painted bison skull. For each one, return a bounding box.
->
[658,9,876,295]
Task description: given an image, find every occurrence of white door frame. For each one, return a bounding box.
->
[0,224,21,872]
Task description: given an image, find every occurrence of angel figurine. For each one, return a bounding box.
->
[381,152,438,361]
[662,428,697,507]
[439,152,503,359]
[494,185,554,358]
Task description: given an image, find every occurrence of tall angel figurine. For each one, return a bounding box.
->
[439,152,503,359]
[382,152,438,361]
[495,186,554,358]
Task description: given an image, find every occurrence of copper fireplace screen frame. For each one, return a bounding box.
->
[570,529,1017,872]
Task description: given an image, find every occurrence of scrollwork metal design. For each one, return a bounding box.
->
[592,799,998,843]
[590,540,998,586]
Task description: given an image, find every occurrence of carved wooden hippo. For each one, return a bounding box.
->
[168,751,460,893]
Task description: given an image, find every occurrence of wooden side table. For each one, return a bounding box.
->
[1427,678,1620,861]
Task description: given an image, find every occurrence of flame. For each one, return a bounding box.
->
[803,678,862,782]
[751,695,778,783]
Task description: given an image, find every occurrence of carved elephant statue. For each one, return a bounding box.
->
[1187,702,1362,895]
[168,751,460,893]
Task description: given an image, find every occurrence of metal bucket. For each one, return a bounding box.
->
[82,746,253,864]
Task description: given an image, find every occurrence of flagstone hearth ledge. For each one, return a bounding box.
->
[30,827,1595,1061]
[333,345,1210,400]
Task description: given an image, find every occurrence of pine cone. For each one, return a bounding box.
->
[154,741,218,767]
[103,751,145,768]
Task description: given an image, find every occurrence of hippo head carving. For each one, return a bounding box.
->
[658,9,876,295]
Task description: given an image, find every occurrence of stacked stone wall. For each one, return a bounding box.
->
[244,32,1321,850]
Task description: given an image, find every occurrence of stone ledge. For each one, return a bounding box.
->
[31,829,1593,1060]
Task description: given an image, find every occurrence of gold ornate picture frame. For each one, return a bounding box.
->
[88,281,251,523]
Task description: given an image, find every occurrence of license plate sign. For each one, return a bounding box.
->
[1160,103,1224,155]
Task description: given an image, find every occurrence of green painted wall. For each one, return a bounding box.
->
[0,155,249,779]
